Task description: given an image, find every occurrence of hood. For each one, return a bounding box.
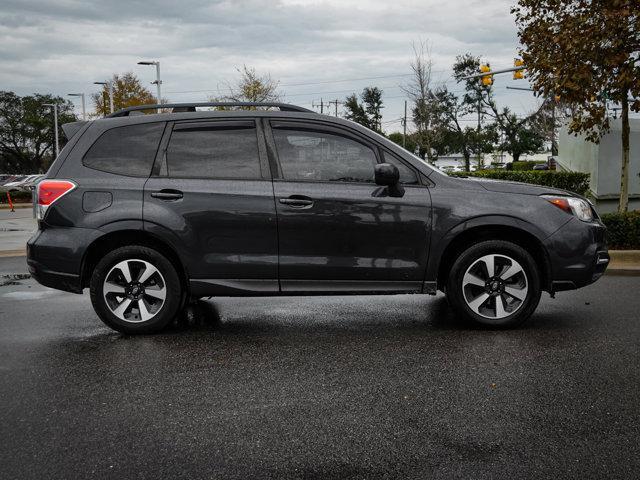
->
[466,177,572,197]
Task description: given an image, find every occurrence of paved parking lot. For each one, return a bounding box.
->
[1,257,639,479]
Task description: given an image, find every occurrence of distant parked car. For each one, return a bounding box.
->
[0,175,27,192]
[533,163,549,170]
[19,174,45,191]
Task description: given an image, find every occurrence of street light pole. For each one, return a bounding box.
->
[138,61,162,104]
[94,81,114,115]
[68,93,86,120]
[43,103,59,157]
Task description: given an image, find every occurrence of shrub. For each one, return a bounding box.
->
[509,160,540,171]
[0,190,32,203]
[600,211,640,249]
[449,170,591,196]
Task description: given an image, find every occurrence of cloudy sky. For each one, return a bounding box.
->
[0,0,541,130]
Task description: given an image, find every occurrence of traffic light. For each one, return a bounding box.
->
[513,58,525,80]
[479,64,493,86]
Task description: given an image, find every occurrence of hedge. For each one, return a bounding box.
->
[0,190,32,203]
[600,211,640,249]
[449,170,591,196]
[509,160,540,171]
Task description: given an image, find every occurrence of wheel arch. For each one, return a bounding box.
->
[80,229,189,296]
[431,217,552,293]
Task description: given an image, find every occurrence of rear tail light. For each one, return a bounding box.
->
[36,179,76,220]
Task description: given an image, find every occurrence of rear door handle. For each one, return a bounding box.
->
[279,196,313,208]
[150,189,183,201]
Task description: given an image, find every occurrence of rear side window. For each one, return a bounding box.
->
[165,124,261,179]
[83,123,164,176]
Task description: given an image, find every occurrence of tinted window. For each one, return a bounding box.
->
[273,128,376,183]
[83,123,164,176]
[383,151,420,185]
[166,125,261,179]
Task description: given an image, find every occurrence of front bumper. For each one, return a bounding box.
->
[544,217,608,292]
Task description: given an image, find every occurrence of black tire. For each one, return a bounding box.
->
[446,240,541,328]
[90,246,182,334]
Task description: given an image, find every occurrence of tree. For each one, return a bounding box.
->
[512,0,640,212]
[0,91,76,173]
[453,53,547,166]
[214,65,281,105]
[91,72,157,117]
[402,41,443,162]
[387,131,418,154]
[344,87,384,133]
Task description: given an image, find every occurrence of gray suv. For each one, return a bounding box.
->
[27,102,609,334]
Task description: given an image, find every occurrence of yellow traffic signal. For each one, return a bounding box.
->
[513,58,525,80]
[480,64,493,86]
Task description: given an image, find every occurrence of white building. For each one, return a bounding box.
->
[557,118,640,213]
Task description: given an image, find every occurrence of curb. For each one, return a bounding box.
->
[0,204,33,210]
[0,249,26,258]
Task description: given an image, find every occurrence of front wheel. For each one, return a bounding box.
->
[446,240,542,328]
[90,246,182,334]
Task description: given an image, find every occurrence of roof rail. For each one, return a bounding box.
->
[107,102,313,117]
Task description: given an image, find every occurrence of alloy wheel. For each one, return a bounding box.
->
[461,254,528,319]
[102,259,167,323]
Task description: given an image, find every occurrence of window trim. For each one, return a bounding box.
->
[82,121,166,178]
[152,118,270,181]
[266,119,382,185]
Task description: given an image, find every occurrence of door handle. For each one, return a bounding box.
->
[150,189,183,201]
[279,196,313,208]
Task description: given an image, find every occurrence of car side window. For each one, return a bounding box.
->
[382,151,420,185]
[83,123,165,177]
[165,124,261,179]
[272,128,377,183]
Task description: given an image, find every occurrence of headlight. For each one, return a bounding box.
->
[541,195,594,222]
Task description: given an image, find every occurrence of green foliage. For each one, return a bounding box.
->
[600,211,640,249]
[1,190,32,203]
[387,132,417,154]
[448,170,591,196]
[509,161,540,171]
[91,72,157,117]
[0,91,77,173]
[344,87,384,133]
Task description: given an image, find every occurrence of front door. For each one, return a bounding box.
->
[266,120,432,293]
[143,119,279,295]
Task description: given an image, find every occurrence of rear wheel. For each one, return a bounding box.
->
[446,240,541,328]
[90,246,182,334]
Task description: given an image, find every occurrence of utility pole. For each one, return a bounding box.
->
[312,98,325,114]
[328,99,342,117]
[43,103,59,157]
[402,100,407,148]
[477,98,482,169]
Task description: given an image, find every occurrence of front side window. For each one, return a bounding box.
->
[272,128,377,183]
[83,123,165,176]
[383,151,420,185]
[165,124,261,179]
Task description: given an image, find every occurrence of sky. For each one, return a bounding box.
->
[0,0,543,131]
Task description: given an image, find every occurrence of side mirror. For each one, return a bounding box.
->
[375,163,400,186]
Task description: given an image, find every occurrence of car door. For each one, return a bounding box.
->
[265,119,432,293]
[143,118,279,295]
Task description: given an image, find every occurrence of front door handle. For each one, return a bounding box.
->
[279,195,313,208]
[150,189,183,201]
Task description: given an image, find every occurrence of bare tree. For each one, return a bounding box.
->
[211,65,282,107]
[402,40,441,161]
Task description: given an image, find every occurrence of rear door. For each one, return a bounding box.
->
[143,118,279,295]
[266,120,432,293]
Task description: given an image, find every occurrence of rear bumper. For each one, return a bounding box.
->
[544,217,608,292]
[27,226,101,294]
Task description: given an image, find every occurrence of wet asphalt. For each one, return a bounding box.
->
[1,257,639,479]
